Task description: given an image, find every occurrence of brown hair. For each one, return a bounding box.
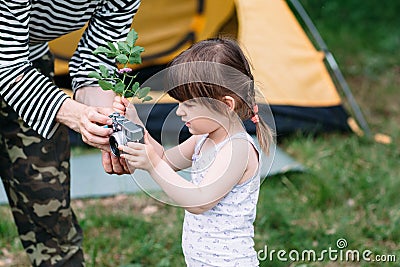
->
[166,38,273,154]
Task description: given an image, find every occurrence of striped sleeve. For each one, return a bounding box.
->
[69,0,141,91]
[0,1,69,139]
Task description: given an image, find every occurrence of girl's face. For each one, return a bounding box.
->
[176,99,226,136]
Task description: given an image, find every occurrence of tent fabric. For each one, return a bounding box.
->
[235,0,342,107]
[49,0,235,70]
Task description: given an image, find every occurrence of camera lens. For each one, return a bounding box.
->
[109,135,121,157]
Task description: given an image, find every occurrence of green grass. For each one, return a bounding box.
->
[256,133,400,266]
[1,1,399,266]
[76,195,185,267]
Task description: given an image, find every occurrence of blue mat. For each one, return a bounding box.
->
[0,144,303,204]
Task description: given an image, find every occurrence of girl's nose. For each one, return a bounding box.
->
[176,103,185,117]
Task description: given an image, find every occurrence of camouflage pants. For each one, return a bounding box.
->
[0,52,85,266]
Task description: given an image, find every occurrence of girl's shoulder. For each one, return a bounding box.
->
[199,132,259,163]
[216,132,258,153]
[216,132,260,185]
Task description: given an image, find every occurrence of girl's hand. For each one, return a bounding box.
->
[119,132,161,171]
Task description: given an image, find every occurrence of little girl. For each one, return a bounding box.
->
[114,38,273,266]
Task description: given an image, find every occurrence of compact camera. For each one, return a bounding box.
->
[108,112,144,157]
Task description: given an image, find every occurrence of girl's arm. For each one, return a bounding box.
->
[120,136,255,214]
[162,136,197,171]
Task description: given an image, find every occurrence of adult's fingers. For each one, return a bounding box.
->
[102,150,131,175]
[82,135,110,151]
[112,101,126,115]
[110,153,128,175]
[87,107,113,126]
[80,108,113,139]
[121,97,131,107]
[113,96,126,111]
[80,125,111,151]
[102,150,114,174]
[85,120,112,137]
[120,158,131,173]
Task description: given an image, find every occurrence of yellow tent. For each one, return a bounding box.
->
[50,0,368,139]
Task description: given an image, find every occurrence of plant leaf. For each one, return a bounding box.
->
[116,54,129,64]
[98,80,114,91]
[107,42,118,53]
[124,91,134,98]
[93,46,111,55]
[128,53,142,65]
[89,28,151,100]
[131,82,140,93]
[141,95,153,102]
[114,81,125,95]
[117,41,130,54]
[130,45,145,55]
[99,65,109,78]
[106,51,119,58]
[88,71,102,79]
[137,87,151,99]
[126,29,138,48]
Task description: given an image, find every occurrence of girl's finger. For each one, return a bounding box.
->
[121,155,142,168]
[120,158,131,173]
[126,141,145,150]
[101,151,113,173]
[120,153,135,162]
[118,145,137,155]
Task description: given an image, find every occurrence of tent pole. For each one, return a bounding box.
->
[289,0,372,138]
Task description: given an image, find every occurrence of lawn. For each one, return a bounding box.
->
[1,1,399,266]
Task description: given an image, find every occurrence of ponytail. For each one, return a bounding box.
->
[251,104,274,155]
[255,118,274,155]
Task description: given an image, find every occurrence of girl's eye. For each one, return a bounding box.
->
[183,101,195,108]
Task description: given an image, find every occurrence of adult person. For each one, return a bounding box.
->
[0,0,140,265]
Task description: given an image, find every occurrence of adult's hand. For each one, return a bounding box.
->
[56,98,114,150]
[73,86,116,150]
[101,150,132,175]
[75,86,135,174]
[74,86,116,107]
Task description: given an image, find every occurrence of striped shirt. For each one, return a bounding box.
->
[0,0,140,138]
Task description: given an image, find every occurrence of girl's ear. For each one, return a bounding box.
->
[222,96,235,111]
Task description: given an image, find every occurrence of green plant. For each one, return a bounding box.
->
[88,29,152,101]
